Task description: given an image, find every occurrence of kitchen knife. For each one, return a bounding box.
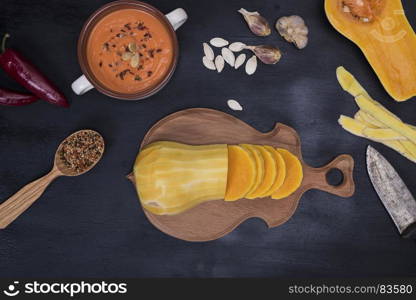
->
[366,145,416,239]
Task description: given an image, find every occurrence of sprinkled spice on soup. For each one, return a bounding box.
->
[86,9,174,94]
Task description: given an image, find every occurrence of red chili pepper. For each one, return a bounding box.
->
[0,34,69,107]
[0,88,37,106]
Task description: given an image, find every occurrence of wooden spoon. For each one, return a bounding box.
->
[0,129,105,229]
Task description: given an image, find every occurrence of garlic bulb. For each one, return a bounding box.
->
[275,15,309,49]
[238,8,271,36]
[245,45,282,64]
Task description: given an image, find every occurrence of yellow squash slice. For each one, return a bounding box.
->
[261,146,286,197]
[246,145,277,199]
[225,145,256,201]
[240,144,265,199]
[272,148,303,200]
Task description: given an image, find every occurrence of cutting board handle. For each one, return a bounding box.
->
[304,154,355,198]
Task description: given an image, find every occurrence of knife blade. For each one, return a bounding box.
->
[366,145,416,238]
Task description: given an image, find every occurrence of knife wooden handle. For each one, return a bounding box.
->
[402,222,416,239]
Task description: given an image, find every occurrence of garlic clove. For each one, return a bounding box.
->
[276,15,308,49]
[229,42,246,52]
[215,55,225,73]
[227,99,243,111]
[238,8,271,36]
[203,42,215,61]
[210,37,229,47]
[245,55,257,75]
[203,56,216,70]
[246,45,282,64]
[221,47,235,67]
[234,53,246,69]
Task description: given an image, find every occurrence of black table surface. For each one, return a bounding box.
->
[0,0,415,278]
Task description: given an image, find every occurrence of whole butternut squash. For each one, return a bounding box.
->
[134,141,228,215]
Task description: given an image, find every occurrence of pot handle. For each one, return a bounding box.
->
[165,8,188,31]
[71,74,94,95]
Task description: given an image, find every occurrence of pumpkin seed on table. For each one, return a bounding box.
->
[227,99,243,111]
[221,47,235,67]
[234,53,246,69]
[215,55,225,73]
[245,55,257,75]
[203,42,215,61]
[229,42,246,52]
[203,56,216,70]
[210,37,229,47]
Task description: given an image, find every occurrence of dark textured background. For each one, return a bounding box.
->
[0,0,415,278]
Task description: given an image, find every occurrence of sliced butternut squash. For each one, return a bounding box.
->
[336,66,369,98]
[327,0,416,101]
[260,146,286,197]
[225,145,256,201]
[240,144,265,199]
[272,148,303,200]
[338,115,367,137]
[356,110,385,128]
[246,145,277,199]
[362,128,406,141]
[355,94,416,144]
[336,67,416,162]
[134,141,228,215]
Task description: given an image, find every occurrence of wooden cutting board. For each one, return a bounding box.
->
[128,108,355,242]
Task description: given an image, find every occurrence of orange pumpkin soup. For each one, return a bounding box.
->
[86,9,174,94]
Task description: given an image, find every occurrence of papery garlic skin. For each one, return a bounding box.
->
[238,8,271,36]
[276,15,309,49]
[246,45,282,64]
